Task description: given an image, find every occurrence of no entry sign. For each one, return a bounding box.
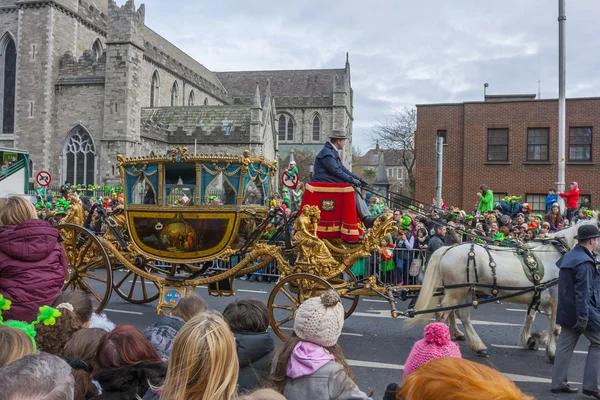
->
[36,170,52,187]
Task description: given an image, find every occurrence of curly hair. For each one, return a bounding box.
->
[396,357,534,400]
[35,306,83,355]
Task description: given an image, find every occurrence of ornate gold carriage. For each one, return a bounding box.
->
[58,147,400,339]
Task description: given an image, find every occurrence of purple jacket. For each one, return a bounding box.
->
[0,219,68,322]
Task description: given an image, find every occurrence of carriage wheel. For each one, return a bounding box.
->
[340,269,360,319]
[112,261,160,304]
[268,273,334,341]
[58,224,112,313]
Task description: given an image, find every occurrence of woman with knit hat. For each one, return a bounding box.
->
[403,322,461,377]
[270,290,372,399]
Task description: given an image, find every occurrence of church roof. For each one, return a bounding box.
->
[216,69,346,107]
[359,149,411,167]
[141,106,251,142]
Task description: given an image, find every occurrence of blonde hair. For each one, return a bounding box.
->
[239,388,287,400]
[0,326,35,367]
[397,357,535,400]
[170,294,208,322]
[160,311,239,400]
[0,196,37,226]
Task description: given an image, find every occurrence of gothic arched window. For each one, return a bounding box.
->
[312,114,321,141]
[204,97,209,105]
[171,81,179,106]
[63,125,96,185]
[188,90,195,106]
[150,71,160,107]
[1,34,16,134]
[277,114,294,142]
[92,39,103,60]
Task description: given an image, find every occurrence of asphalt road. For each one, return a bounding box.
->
[99,273,592,400]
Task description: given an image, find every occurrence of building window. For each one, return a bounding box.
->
[150,71,160,107]
[92,39,103,60]
[1,34,16,134]
[397,167,403,179]
[569,127,592,161]
[493,192,507,205]
[171,82,179,106]
[312,114,321,141]
[527,128,549,161]
[204,97,208,105]
[387,168,392,178]
[188,90,195,106]
[525,194,548,214]
[63,125,96,185]
[29,102,34,117]
[31,44,36,60]
[437,130,447,144]
[487,128,509,161]
[277,114,294,142]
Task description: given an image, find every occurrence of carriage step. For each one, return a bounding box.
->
[208,277,235,297]
[156,285,196,315]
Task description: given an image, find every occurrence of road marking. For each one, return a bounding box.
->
[362,299,389,303]
[270,326,363,337]
[492,344,588,355]
[346,359,565,383]
[127,280,155,285]
[507,308,527,312]
[353,310,522,326]
[237,289,267,294]
[347,359,403,370]
[104,308,143,315]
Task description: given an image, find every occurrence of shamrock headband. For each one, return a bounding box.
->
[0,294,62,351]
[209,195,217,201]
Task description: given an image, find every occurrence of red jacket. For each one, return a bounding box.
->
[0,219,68,322]
[560,188,581,209]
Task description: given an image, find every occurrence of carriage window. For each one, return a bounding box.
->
[243,178,265,206]
[131,180,156,205]
[164,163,196,206]
[205,172,237,205]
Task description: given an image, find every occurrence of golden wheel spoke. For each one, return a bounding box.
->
[114,270,133,289]
[275,314,295,328]
[272,304,296,313]
[141,277,148,299]
[280,286,299,307]
[128,274,138,298]
[297,280,306,303]
[79,279,103,304]
[76,240,94,267]
[79,272,108,284]
[78,258,105,273]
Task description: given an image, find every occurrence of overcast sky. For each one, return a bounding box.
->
[130,0,600,151]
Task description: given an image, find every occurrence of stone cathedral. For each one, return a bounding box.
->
[0,0,354,186]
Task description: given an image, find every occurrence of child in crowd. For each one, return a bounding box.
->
[0,196,68,322]
[545,187,558,212]
[403,322,461,377]
[379,237,395,285]
[92,325,167,400]
[144,294,207,360]
[63,328,107,400]
[223,299,275,392]
[53,291,115,332]
[0,325,34,367]
[270,290,372,399]
[158,311,239,400]
[397,357,534,400]
[35,301,84,355]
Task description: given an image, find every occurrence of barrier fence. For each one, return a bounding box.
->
[204,247,429,285]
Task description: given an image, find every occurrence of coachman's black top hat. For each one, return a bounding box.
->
[575,224,600,241]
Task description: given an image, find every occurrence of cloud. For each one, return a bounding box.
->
[126,0,600,150]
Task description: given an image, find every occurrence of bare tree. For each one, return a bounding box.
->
[369,107,416,195]
[279,149,316,186]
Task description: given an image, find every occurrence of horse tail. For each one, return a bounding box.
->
[405,246,448,328]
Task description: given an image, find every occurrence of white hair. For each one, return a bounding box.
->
[0,352,74,400]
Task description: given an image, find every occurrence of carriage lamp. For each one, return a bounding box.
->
[309,163,314,179]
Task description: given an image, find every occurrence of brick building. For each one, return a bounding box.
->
[415,95,600,213]
[0,0,353,186]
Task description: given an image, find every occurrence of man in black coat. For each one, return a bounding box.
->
[551,224,600,397]
[312,130,376,228]
[427,225,446,256]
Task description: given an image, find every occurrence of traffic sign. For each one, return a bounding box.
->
[36,170,52,187]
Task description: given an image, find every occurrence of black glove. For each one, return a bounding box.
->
[573,319,588,334]
[360,178,368,186]
[351,178,361,186]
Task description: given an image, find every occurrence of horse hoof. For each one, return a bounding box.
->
[476,350,489,358]
[454,335,466,341]
[526,337,539,351]
[547,356,555,364]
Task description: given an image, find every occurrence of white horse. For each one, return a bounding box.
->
[406,219,600,363]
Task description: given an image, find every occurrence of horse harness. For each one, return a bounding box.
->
[412,239,570,317]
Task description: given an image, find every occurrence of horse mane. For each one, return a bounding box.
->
[546,218,598,249]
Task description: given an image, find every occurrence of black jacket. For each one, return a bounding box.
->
[91,362,167,400]
[556,244,600,331]
[428,234,445,255]
[312,141,360,184]
[234,331,275,392]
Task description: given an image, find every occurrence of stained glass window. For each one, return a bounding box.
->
[64,126,96,185]
[312,115,321,141]
[3,37,16,134]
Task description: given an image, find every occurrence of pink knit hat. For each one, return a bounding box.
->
[403,322,462,377]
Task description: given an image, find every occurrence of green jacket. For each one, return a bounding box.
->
[477,189,494,213]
